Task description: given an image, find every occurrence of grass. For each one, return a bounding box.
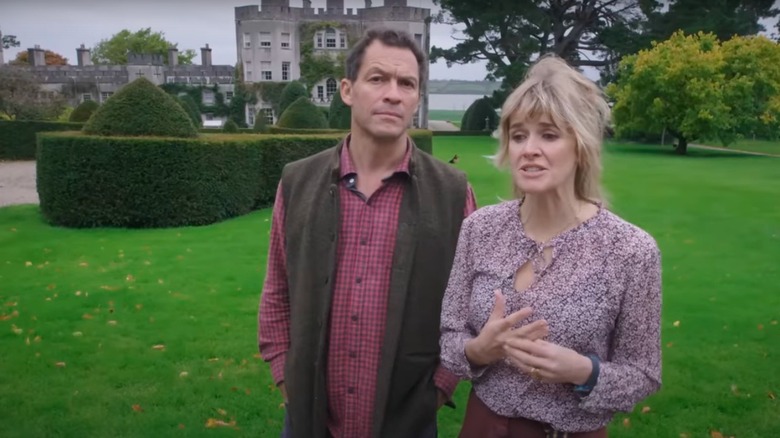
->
[701,138,780,156]
[1,138,779,437]
[428,109,465,123]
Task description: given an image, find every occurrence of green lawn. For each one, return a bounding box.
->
[428,109,466,123]
[699,138,780,156]
[1,138,779,437]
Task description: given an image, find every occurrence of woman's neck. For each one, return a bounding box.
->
[520,192,587,243]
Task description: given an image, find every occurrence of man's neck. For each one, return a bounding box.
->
[348,130,408,176]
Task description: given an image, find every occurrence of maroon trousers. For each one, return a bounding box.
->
[458,391,608,438]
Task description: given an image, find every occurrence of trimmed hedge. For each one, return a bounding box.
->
[328,91,351,129]
[69,100,100,123]
[279,81,309,115]
[37,132,343,228]
[83,77,198,138]
[0,120,84,160]
[462,97,499,132]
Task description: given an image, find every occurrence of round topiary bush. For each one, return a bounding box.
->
[69,100,100,122]
[253,111,268,132]
[278,81,309,115]
[82,77,198,138]
[462,97,499,132]
[328,91,351,129]
[177,94,202,128]
[277,96,328,129]
[223,119,239,133]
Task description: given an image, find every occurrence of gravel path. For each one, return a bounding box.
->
[0,161,38,207]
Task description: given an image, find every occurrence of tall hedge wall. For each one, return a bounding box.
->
[37,133,341,228]
[0,121,84,160]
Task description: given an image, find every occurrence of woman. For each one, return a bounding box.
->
[439,56,662,438]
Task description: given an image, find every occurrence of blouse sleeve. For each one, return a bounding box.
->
[579,239,662,413]
[439,215,488,380]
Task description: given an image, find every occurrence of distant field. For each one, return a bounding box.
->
[703,139,780,156]
[428,109,465,122]
[428,80,502,95]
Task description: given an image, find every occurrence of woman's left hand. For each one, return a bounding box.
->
[503,338,592,385]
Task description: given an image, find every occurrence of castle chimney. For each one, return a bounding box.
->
[28,45,45,66]
[76,44,92,67]
[168,47,179,67]
[326,0,344,11]
[200,44,212,67]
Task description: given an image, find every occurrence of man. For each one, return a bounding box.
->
[259,27,477,438]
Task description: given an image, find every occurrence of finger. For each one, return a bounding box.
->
[504,344,547,371]
[504,306,533,326]
[488,290,506,321]
[504,337,546,357]
[509,319,549,340]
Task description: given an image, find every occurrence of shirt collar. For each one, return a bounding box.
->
[339,134,412,179]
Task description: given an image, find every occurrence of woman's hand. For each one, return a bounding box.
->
[464,290,548,367]
[504,338,592,384]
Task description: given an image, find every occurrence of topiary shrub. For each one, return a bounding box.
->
[460,106,473,130]
[177,94,202,128]
[277,96,328,129]
[328,91,351,129]
[278,81,309,115]
[461,97,499,132]
[253,111,268,133]
[82,77,198,138]
[0,120,83,160]
[223,119,239,133]
[69,100,100,123]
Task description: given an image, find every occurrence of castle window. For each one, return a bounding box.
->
[326,28,337,48]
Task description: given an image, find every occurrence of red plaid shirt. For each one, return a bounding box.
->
[259,138,477,437]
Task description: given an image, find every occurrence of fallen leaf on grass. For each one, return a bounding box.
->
[135,304,143,311]
[126,274,135,282]
[205,418,236,429]
[107,320,117,326]
[622,418,630,427]
[100,285,119,291]
[25,336,30,345]
[34,336,41,343]
[253,353,262,359]
[151,344,165,351]
[680,434,690,438]
[179,371,189,378]
[72,332,83,337]
[730,384,739,396]
[82,313,93,320]
[771,320,778,325]
[769,391,776,400]
[673,320,680,327]
[132,404,143,413]
[666,342,673,348]
[10,228,17,232]
[4,301,17,307]
[758,324,764,330]
[46,284,56,290]
[216,408,228,417]
[75,291,82,296]
[641,406,651,413]
[245,389,251,395]
[157,279,164,284]
[710,431,724,438]
[11,324,23,335]
[278,402,285,409]
[55,362,66,368]
[79,262,89,267]
[25,261,32,267]
[208,358,220,362]
[178,424,185,430]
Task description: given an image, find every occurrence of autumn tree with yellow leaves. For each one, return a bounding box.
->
[608,32,780,154]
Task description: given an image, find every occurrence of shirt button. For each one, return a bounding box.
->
[355,277,362,284]
[351,314,358,322]
[347,387,355,394]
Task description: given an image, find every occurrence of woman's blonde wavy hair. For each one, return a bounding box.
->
[494,55,611,203]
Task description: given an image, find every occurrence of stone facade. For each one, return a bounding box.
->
[7,44,235,127]
[236,0,431,128]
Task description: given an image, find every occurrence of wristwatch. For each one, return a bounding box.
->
[573,354,600,396]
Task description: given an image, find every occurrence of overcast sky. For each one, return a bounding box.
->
[0,0,492,80]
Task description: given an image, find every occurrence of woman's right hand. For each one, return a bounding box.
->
[464,290,548,367]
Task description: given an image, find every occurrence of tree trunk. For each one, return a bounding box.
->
[675,137,688,155]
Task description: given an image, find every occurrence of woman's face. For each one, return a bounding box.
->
[507,111,578,197]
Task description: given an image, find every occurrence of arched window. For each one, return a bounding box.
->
[326,78,337,101]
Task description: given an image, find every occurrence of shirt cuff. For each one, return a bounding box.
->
[269,353,286,386]
[433,365,460,407]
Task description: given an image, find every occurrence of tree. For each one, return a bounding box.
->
[223,119,239,133]
[253,110,268,132]
[278,81,309,115]
[0,68,65,120]
[328,91,351,129]
[608,32,780,154]
[2,34,20,49]
[11,50,69,66]
[91,28,196,65]
[431,0,653,93]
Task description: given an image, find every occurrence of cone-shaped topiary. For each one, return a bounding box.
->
[253,110,268,132]
[177,94,201,128]
[328,91,351,129]
[278,81,309,115]
[277,96,328,129]
[462,97,499,131]
[69,100,100,123]
[82,77,198,138]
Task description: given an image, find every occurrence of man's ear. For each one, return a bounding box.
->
[340,78,353,107]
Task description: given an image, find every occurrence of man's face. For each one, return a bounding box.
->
[341,40,420,142]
